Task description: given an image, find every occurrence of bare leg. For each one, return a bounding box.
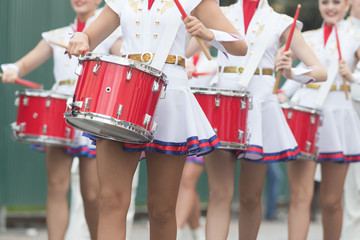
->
[287,160,317,240]
[176,162,204,229]
[79,156,100,240]
[45,146,73,240]
[320,162,349,240]
[96,139,140,240]
[187,194,202,230]
[146,151,186,240]
[205,150,237,240]
[238,160,268,240]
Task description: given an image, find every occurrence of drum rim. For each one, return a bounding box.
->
[16,89,72,100]
[79,53,167,84]
[190,87,249,97]
[280,102,321,115]
[12,132,75,147]
[64,111,154,144]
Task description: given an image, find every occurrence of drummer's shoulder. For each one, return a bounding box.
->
[302,28,321,38]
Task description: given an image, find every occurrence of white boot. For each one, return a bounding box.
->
[191,227,205,240]
[177,228,184,240]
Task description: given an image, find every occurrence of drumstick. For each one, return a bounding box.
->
[0,73,43,89]
[334,23,349,100]
[173,0,212,60]
[192,71,216,77]
[273,4,301,94]
[48,40,68,49]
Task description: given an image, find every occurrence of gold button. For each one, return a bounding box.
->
[161,0,164,2]
[139,8,143,11]
[136,33,140,37]
[155,20,160,24]
[235,17,238,21]
[252,29,256,33]
[136,20,140,24]
[153,33,158,38]
[250,41,254,45]
[157,8,160,11]
[256,21,260,24]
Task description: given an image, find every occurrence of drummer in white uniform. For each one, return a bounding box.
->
[279,0,360,239]
[188,0,327,239]
[67,0,248,238]
[1,0,121,239]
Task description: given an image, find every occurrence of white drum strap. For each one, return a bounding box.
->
[150,11,181,71]
[314,59,339,108]
[237,10,279,88]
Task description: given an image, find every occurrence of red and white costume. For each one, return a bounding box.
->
[104,0,227,156]
[206,0,301,162]
[282,20,360,163]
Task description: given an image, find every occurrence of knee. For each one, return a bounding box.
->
[290,186,313,207]
[81,187,100,205]
[47,176,70,194]
[208,186,234,206]
[239,191,262,210]
[147,198,175,224]
[320,195,342,214]
[101,190,130,214]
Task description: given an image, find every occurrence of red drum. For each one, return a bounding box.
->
[281,103,322,159]
[191,87,250,150]
[12,89,75,146]
[65,53,167,144]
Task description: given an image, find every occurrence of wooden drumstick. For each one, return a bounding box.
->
[49,40,68,49]
[334,23,349,100]
[273,4,301,94]
[0,73,43,89]
[173,0,212,60]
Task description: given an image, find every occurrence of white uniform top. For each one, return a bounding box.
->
[42,8,121,95]
[201,0,301,162]
[282,20,360,162]
[105,0,221,155]
[39,9,121,156]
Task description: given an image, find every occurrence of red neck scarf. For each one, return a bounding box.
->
[193,54,200,66]
[243,0,260,34]
[324,23,333,47]
[76,18,86,32]
[148,0,155,10]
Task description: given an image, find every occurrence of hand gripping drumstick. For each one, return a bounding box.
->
[173,0,212,60]
[49,40,88,54]
[334,23,349,100]
[273,4,301,94]
[0,73,43,89]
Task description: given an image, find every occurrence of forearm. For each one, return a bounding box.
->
[84,5,120,51]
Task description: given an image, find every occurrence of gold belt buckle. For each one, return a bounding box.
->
[140,52,153,63]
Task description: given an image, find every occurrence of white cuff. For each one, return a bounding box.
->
[209,29,242,57]
[291,67,314,84]
[1,63,20,74]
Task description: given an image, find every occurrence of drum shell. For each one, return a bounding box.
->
[192,88,250,150]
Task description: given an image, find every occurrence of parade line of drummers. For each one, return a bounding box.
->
[2,0,360,239]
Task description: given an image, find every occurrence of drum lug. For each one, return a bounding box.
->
[238,130,244,141]
[248,97,253,110]
[215,95,220,108]
[305,141,312,153]
[246,131,251,144]
[310,115,316,124]
[65,127,71,138]
[241,100,246,109]
[93,58,101,75]
[143,114,152,129]
[11,122,26,132]
[46,98,51,108]
[72,101,83,110]
[84,98,92,111]
[75,62,83,76]
[160,85,167,99]
[213,128,218,134]
[287,110,293,120]
[43,125,47,134]
[116,104,123,120]
[126,68,133,81]
[14,97,19,107]
[23,97,29,106]
[151,122,158,133]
